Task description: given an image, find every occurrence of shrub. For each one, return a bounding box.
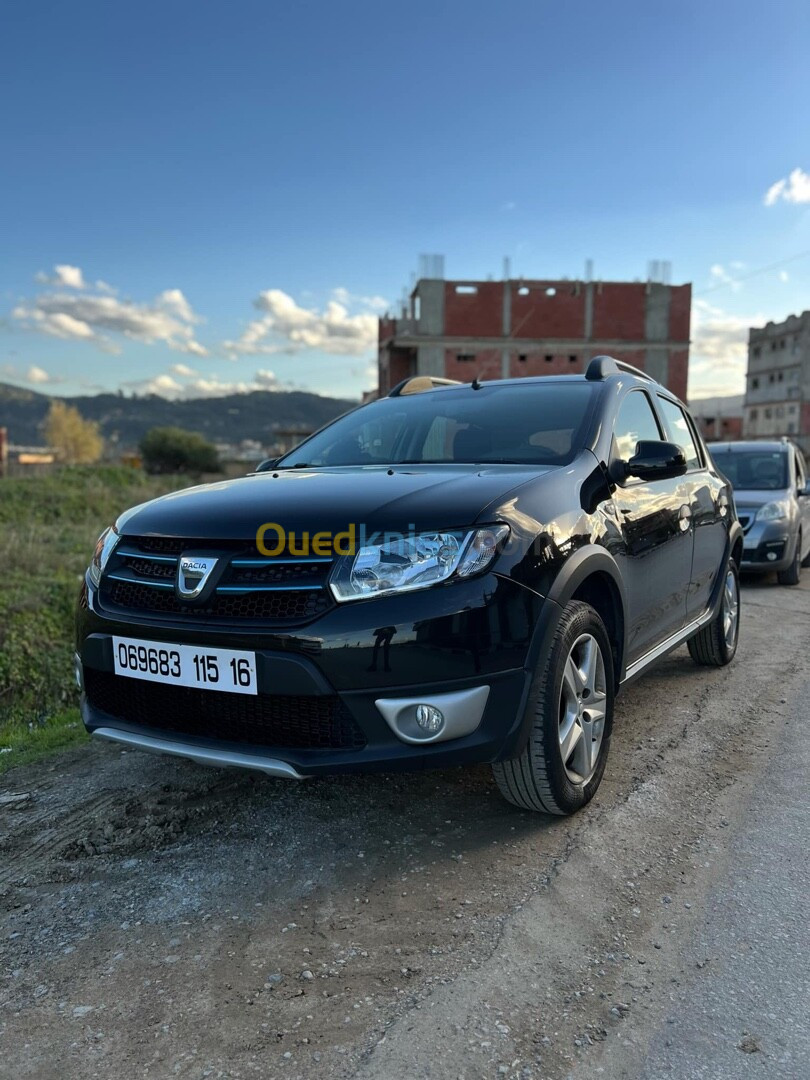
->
[140,426,219,475]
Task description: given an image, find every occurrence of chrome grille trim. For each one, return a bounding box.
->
[99,536,336,621]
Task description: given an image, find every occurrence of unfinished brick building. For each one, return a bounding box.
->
[378,276,691,400]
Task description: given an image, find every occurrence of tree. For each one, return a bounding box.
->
[140,426,220,475]
[44,400,103,464]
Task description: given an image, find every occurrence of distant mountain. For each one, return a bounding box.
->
[0,382,357,451]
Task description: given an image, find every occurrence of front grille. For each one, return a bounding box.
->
[106,580,331,621]
[738,513,753,533]
[85,669,366,751]
[99,536,335,625]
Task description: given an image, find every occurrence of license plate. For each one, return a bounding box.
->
[112,636,257,696]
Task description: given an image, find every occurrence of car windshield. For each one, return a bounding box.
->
[711,449,789,491]
[279,383,597,468]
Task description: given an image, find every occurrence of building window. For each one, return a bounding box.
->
[750,409,758,420]
[568,354,577,363]
[771,342,777,351]
[753,346,761,358]
[778,371,784,381]
[768,374,775,383]
[544,354,554,363]
[776,406,784,418]
[456,353,476,362]
[518,354,527,363]
[765,408,772,419]
[780,339,786,349]
[787,422,796,434]
[455,285,478,295]
[752,377,759,389]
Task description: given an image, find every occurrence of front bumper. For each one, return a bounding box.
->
[77,572,542,776]
[740,519,795,572]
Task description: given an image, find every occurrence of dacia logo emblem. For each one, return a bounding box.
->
[177,555,218,599]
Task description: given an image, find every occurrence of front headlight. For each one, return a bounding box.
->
[88,526,119,586]
[329,525,509,602]
[756,501,788,522]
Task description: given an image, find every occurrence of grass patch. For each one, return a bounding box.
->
[0,466,189,773]
[0,708,89,776]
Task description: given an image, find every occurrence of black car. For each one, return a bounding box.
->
[76,357,743,815]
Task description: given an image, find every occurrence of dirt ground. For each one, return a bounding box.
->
[1,576,808,1080]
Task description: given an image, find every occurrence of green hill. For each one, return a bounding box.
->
[0,382,356,450]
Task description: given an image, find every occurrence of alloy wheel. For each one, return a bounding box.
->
[558,633,607,785]
[722,568,739,650]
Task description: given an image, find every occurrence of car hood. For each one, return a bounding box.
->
[731,488,791,509]
[117,464,554,541]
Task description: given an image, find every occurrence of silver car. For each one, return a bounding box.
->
[709,439,810,585]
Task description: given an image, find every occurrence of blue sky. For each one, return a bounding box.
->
[1,0,808,402]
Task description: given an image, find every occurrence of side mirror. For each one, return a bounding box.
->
[254,457,278,473]
[622,440,687,483]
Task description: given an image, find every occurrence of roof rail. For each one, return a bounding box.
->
[585,355,654,383]
[388,376,462,397]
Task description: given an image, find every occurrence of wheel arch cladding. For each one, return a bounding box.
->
[570,571,625,683]
[533,545,628,684]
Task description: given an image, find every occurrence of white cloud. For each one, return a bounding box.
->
[763,167,810,206]
[26,364,52,384]
[123,368,281,400]
[331,287,389,312]
[224,288,380,360]
[779,270,790,282]
[35,264,87,289]
[158,288,199,324]
[13,281,207,357]
[688,299,766,397]
[169,362,199,377]
[709,264,740,290]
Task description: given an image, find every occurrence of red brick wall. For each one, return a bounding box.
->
[387,349,412,390]
[378,316,396,344]
[444,283,503,337]
[667,349,689,401]
[510,283,584,338]
[508,352,584,377]
[801,402,810,437]
[592,283,646,340]
[445,348,502,381]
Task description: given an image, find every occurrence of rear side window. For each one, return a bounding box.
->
[657,396,702,470]
[795,449,806,490]
[613,390,662,461]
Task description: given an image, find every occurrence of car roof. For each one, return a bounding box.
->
[708,440,790,454]
[391,370,676,398]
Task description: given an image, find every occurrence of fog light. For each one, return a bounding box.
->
[415,704,444,735]
[767,551,777,561]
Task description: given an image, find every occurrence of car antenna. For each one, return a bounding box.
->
[471,376,482,390]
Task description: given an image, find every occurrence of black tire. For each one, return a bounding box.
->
[778,533,802,585]
[492,600,615,815]
[688,560,740,666]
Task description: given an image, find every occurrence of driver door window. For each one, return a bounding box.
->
[612,390,662,464]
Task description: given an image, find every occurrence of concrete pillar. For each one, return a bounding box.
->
[501,281,511,379]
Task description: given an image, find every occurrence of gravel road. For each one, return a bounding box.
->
[1,576,808,1080]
